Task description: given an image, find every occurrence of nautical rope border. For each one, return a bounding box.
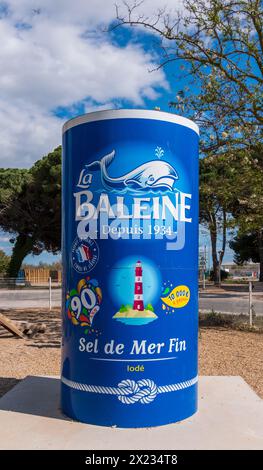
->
[61,375,198,405]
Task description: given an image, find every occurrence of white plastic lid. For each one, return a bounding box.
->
[63,109,199,136]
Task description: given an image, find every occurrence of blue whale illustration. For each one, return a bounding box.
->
[86,150,178,192]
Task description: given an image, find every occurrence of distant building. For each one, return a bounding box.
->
[221,262,259,280]
[22,268,61,285]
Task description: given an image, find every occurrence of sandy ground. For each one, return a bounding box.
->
[0,308,262,399]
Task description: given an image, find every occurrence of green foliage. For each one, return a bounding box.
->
[199,145,263,282]
[0,249,10,274]
[226,146,263,280]
[0,146,61,243]
[230,233,260,264]
[0,168,30,215]
[117,0,263,154]
[119,305,128,312]
[199,311,233,327]
[0,146,61,277]
[199,153,237,221]
[199,153,234,283]
[145,303,154,312]
[169,0,262,154]
[228,147,263,234]
[117,0,263,283]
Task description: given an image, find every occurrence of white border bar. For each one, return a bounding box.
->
[63,109,199,136]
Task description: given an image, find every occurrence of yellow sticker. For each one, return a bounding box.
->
[161,285,190,309]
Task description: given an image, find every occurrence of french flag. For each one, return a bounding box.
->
[76,245,92,263]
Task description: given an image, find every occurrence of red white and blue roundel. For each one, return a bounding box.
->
[76,244,92,263]
[71,237,99,273]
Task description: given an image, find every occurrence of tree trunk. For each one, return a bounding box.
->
[6,234,34,279]
[258,230,263,282]
[220,210,227,265]
[210,218,219,285]
[209,210,227,286]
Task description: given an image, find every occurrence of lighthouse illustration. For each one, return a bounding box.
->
[133,260,144,311]
[112,258,157,325]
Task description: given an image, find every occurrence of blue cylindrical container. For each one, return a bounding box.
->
[61,109,199,427]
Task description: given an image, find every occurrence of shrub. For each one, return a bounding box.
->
[146,303,154,312]
[119,305,128,312]
[199,311,233,327]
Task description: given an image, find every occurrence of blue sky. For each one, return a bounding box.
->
[0,0,234,265]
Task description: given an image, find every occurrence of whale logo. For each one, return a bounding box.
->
[85,150,179,192]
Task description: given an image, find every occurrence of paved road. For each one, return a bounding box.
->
[0,289,262,314]
[0,289,62,309]
[199,292,263,315]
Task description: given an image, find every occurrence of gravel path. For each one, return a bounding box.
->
[198,328,263,398]
[0,308,262,399]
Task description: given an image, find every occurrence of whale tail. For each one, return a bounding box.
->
[86,150,115,172]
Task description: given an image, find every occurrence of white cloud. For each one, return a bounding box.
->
[4,1,182,25]
[0,0,178,167]
[0,102,62,167]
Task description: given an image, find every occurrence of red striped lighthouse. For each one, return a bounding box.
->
[133,260,144,311]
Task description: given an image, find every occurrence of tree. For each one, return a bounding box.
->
[200,145,263,282]
[0,249,10,274]
[0,147,61,278]
[0,168,30,277]
[115,0,263,282]
[199,153,235,284]
[0,168,29,213]
[115,0,262,152]
[228,146,263,280]
[230,232,260,264]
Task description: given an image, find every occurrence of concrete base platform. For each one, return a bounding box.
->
[0,376,262,450]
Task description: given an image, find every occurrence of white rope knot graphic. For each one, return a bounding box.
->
[117,379,158,404]
[61,375,198,405]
